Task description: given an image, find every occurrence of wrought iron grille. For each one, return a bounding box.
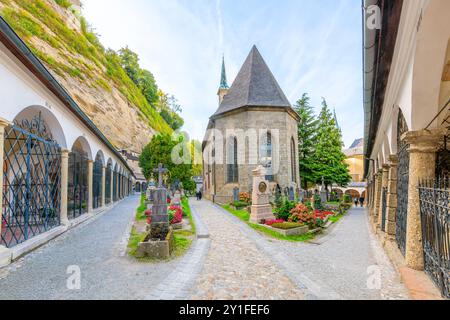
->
[68,146,88,219]
[436,136,450,181]
[396,111,410,256]
[418,178,450,298]
[105,164,111,204]
[113,171,118,202]
[1,114,61,248]
[93,156,103,209]
[381,187,387,232]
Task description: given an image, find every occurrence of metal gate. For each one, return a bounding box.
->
[105,163,111,204]
[418,178,449,298]
[93,155,102,209]
[396,111,410,256]
[113,171,118,202]
[1,114,61,248]
[381,187,387,232]
[68,146,88,219]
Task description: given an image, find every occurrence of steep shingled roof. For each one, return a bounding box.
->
[212,45,292,118]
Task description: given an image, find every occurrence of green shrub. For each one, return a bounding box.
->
[55,0,72,8]
[343,194,352,204]
[314,194,322,210]
[231,201,249,208]
[271,222,304,230]
[275,199,296,221]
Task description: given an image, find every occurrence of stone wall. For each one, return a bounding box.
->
[203,108,299,203]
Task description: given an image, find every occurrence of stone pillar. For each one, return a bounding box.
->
[377,164,390,230]
[60,149,70,226]
[87,160,94,213]
[0,118,11,239]
[101,166,106,208]
[403,130,442,270]
[385,155,398,236]
[372,170,382,224]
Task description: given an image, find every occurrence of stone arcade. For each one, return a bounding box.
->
[363,0,450,298]
[0,18,134,267]
[202,46,301,204]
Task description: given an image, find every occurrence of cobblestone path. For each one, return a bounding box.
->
[0,195,183,300]
[188,200,409,300]
[188,200,306,300]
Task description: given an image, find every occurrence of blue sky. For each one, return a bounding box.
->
[82,0,363,148]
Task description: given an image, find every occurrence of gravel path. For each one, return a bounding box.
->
[188,200,305,300]
[0,195,181,300]
[188,201,409,300]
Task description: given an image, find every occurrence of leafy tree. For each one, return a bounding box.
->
[190,140,203,177]
[139,70,159,105]
[139,134,195,192]
[310,99,351,190]
[118,47,140,85]
[294,93,319,190]
[157,91,184,131]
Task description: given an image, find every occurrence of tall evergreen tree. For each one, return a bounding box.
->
[294,93,318,190]
[311,98,351,189]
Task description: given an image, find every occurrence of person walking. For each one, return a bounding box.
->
[359,197,365,207]
[354,198,359,207]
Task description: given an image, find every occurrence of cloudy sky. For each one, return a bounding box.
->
[82,0,363,148]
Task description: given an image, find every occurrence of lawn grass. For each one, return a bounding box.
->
[221,205,316,242]
[222,204,250,222]
[182,196,196,234]
[135,193,146,221]
[127,226,146,257]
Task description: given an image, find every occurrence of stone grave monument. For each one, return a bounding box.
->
[172,190,181,206]
[250,166,276,224]
[137,164,174,259]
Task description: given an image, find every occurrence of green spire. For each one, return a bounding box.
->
[219,55,229,89]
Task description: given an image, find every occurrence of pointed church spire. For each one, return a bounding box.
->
[219,55,229,89]
[334,108,341,132]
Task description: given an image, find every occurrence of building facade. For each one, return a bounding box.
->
[363,0,449,297]
[202,46,301,204]
[332,139,367,201]
[0,18,134,267]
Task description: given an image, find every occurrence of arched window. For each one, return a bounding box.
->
[227,137,239,183]
[291,137,297,183]
[260,131,274,181]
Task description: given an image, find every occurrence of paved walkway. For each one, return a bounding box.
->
[188,200,305,300]
[188,200,409,300]
[0,197,409,300]
[0,195,183,300]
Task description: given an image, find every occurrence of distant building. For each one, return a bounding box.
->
[118,150,147,192]
[344,138,364,183]
[331,139,367,200]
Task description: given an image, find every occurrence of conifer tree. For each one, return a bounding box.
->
[294,93,318,190]
[311,98,351,189]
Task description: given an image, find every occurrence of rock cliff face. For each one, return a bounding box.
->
[0,0,172,151]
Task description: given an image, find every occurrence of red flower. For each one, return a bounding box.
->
[265,219,285,226]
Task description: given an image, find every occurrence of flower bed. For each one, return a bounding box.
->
[144,206,183,226]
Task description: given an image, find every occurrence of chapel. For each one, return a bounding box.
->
[202,46,300,203]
